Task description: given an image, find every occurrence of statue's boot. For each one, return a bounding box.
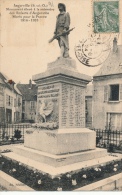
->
[57,45,65,58]
[60,45,65,57]
[63,48,69,58]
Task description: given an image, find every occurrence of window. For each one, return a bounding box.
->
[10,97,13,106]
[30,101,35,110]
[6,95,9,106]
[14,99,16,107]
[22,100,25,112]
[6,95,13,106]
[0,95,4,107]
[18,97,21,106]
[104,84,122,102]
[22,113,25,119]
[109,84,119,101]
[107,113,122,131]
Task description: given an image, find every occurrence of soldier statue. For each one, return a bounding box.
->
[54,3,70,58]
[49,3,73,58]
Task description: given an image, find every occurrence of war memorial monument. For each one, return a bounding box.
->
[23,2,107,164]
[1,3,122,191]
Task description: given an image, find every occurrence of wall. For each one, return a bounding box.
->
[0,85,4,107]
[92,75,122,130]
[0,108,5,124]
[0,84,5,124]
[14,94,22,123]
[4,88,22,123]
[23,101,36,122]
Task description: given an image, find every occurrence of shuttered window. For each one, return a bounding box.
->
[104,85,108,101]
[14,99,17,107]
[104,84,122,101]
[119,84,122,101]
[109,84,119,101]
[6,95,13,106]
[30,101,35,110]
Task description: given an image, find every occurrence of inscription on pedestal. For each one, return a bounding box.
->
[36,82,85,129]
[61,84,85,128]
[38,84,60,99]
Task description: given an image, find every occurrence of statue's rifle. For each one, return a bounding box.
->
[48,27,75,43]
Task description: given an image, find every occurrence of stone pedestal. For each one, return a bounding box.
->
[32,57,91,130]
[24,57,96,157]
[24,128,96,155]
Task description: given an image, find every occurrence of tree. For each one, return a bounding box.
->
[14,129,22,140]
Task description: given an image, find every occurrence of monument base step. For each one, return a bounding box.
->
[11,145,107,167]
[2,151,122,177]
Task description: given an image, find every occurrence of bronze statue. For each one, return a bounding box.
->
[49,3,74,58]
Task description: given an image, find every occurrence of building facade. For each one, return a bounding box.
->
[0,72,22,124]
[92,38,122,131]
[17,80,37,123]
[0,78,5,123]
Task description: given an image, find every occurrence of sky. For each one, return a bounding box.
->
[1,0,122,84]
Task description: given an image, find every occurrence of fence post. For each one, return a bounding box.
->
[107,122,111,151]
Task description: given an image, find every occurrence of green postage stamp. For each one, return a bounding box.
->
[93,0,119,33]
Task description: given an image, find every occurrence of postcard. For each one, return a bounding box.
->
[0,0,122,192]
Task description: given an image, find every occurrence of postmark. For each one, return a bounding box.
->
[93,0,119,33]
[75,33,112,67]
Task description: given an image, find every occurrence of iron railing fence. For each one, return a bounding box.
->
[0,123,32,145]
[0,123,122,151]
[93,129,122,152]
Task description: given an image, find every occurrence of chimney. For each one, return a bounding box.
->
[113,37,118,53]
[29,79,32,89]
[8,79,15,90]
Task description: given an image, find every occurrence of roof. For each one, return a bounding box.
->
[0,72,15,92]
[0,72,22,95]
[14,84,22,96]
[0,77,4,84]
[0,72,11,90]
[85,85,93,96]
[17,84,37,101]
[94,45,122,77]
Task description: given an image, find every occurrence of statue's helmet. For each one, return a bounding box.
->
[58,3,66,11]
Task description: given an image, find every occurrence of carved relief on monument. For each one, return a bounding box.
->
[38,99,54,123]
[35,83,60,130]
[37,99,59,124]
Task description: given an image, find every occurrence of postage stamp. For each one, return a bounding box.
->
[93,0,119,33]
